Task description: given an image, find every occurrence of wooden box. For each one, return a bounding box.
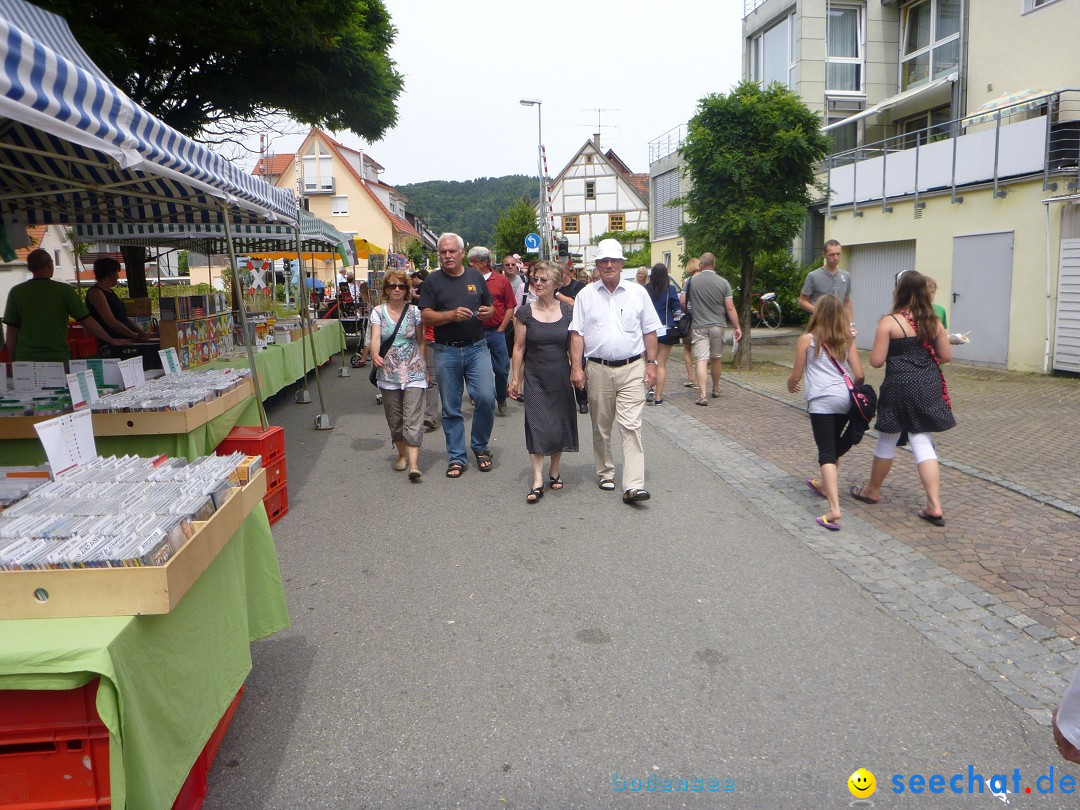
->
[0,378,253,441]
[0,468,266,620]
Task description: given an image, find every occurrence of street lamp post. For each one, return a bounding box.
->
[519,98,547,259]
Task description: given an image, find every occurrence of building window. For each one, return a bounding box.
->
[585,180,596,200]
[562,215,579,234]
[1023,0,1057,10]
[53,249,61,268]
[750,12,796,90]
[827,117,858,154]
[585,154,594,163]
[301,143,335,193]
[898,106,952,149]
[608,213,626,232]
[331,195,349,216]
[900,0,961,91]
[827,4,863,94]
[662,251,672,269]
[651,169,681,238]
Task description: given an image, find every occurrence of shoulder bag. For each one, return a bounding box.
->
[673,277,692,338]
[823,344,877,428]
[369,304,410,386]
[900,311,951,408]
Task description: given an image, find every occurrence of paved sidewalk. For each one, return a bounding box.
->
[657,337,1080,653]
[705,331,1080,513]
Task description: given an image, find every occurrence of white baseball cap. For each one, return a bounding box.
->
[594,238,625,262]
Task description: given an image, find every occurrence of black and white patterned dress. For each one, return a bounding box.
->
[516,302,579,455]
[875,335,956,435]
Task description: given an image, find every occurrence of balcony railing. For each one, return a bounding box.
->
[648,124,686,165]
[743,0,769,17]
[824,89,1080,217]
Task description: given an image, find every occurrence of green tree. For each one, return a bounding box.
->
[400,176,537,247]
[38,0,403,140]
[493,196,540,263]
[679,80,830,368]
[177,251,190,276]
[401,237,424,269]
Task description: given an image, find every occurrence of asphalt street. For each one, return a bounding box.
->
[204,361,1077,809]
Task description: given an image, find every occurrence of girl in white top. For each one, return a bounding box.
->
[787,294,864,531]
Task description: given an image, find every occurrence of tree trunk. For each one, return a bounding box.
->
[732,252,755,369]
[120,245,149,298]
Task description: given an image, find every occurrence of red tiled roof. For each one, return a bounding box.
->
[14,225,48,262]
[252,154,294,177]
[626,172,649,201]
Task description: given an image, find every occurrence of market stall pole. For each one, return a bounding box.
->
[222,208,269,429]
[295,236,332,429]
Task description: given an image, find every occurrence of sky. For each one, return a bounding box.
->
[256,0,744,186]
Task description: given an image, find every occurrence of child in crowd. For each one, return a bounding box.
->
[787,294,864,531]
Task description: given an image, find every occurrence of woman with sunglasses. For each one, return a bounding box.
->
[509,260,578,503]
[371,269,428,481]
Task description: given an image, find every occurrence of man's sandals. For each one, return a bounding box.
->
[474,451,493,472]
[446,462,465,479]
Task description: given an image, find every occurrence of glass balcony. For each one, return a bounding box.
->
[823,89,1080,216]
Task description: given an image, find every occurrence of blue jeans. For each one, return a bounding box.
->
[433,339,496,466]
[485,328,510,405]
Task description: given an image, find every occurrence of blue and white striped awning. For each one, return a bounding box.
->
[73,211,356,263]
[0,0,297,225]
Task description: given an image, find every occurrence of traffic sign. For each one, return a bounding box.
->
[524,232,541,252]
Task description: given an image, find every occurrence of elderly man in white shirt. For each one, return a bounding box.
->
[569,239,662,504]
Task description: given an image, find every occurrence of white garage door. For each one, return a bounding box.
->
[846,240,917,350]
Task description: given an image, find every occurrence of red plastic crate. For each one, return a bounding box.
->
[0,681,245,810]
[170,686,244,810]
[264,457,287,494]
[214,426,285,465]
[67,337,100,359]
[263,485,288,525]
[0,680,110,809]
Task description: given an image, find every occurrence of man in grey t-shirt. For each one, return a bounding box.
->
[687,253,741,406]
[799,240,854,332]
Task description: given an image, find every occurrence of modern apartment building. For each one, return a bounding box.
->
[741,0,1080,372]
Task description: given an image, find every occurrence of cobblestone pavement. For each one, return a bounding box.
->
[645,338,1080,725]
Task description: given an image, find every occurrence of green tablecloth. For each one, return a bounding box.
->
[0,506,289,809]
[205,320,347,399]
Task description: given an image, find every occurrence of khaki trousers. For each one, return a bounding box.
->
[586,359,646,492]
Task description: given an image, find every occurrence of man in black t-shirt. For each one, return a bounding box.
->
[554,267,589,413]
[419,233,496,477]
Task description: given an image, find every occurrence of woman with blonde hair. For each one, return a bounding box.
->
[850,271,955,525]
[509,260,578,503]
[680,257,702,388]
[371,268,428,480]
[787,295,864,530]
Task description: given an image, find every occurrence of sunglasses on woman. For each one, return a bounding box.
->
[386,283,408,290]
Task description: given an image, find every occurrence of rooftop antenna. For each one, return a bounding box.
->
[577,108,620,147]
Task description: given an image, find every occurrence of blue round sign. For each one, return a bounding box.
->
[524,232,541,251]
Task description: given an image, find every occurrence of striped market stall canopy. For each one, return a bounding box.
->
[0,0,297,226]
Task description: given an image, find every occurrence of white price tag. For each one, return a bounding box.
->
[33,409,97,477]
[158,347,182,375]
[65,370,99,409]
[118,356,146,389]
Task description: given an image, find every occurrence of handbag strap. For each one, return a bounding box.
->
[900,310,951,408]
[380,303,408,351]
[822,342,855,393]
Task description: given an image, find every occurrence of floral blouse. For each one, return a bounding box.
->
[370,304,427,389]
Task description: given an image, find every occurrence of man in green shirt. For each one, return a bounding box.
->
[3,249,127,362]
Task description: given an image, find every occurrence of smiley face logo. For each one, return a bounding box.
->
[848,768,876,798]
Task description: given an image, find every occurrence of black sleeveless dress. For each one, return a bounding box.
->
[515,302,578,455]
[874,335,955,435]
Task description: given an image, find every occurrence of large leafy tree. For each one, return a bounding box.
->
[38,0,403,140]
[680,80,830,368]
[493,196,539,263]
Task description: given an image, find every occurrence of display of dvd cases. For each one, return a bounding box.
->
[0,452,259,570]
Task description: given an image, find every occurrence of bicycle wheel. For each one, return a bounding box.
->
[761,299,782,329]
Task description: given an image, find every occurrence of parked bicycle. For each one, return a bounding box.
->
[736,288,783,328]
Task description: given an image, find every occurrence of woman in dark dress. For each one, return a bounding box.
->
[85,258,150,342]
[509,260,578,503]
[850,271,955,525]
[645,263,682,405]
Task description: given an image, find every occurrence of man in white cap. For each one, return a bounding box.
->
[569,238,662,504]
